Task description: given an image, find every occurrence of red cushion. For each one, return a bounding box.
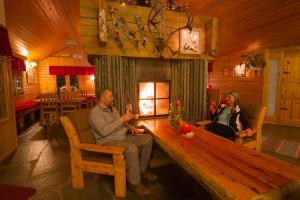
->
[15,101,39,112]
[85,96,96,100]
[220,99,227,104]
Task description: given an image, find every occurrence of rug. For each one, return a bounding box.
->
[262,137,300,159]
[0,183,36,200]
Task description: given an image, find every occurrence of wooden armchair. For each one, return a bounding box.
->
[60,109,126,198]
[196,106,267,151]
[235,106,267,151]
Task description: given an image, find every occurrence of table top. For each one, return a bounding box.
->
[138,118,300,200]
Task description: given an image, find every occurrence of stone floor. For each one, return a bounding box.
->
[0,123,300,200]
[0,123,211,200]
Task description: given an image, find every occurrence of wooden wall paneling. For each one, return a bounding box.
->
[204,17,218,52]
[0,0,5,25]
[78,75,95,95]
[13,67,40,104]
[38,50,95,94]
[203,0,300,115]
[80,0,215,59]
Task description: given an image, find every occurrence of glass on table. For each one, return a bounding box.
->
[126,103,132,114]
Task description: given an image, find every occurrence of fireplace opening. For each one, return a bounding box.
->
[139,81,170,117]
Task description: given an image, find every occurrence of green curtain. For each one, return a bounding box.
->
[92,56,137,115]
[171,59,207,122]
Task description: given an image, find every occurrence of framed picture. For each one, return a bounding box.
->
[33,73,38,84]
[26,72,34,84]
[180,28,202,55]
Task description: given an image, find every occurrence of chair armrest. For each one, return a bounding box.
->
[74,143,125,155]
[236,129,257,138]
[196,120,212,126]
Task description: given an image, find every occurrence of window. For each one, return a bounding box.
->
[70,75,79,91]
[139,81,170,117]
[56,75,66,92]
[15,72,24,95]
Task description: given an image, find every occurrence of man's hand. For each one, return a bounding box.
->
[120,113,133,122]
[130,127,144,135]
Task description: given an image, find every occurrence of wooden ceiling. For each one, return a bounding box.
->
[4,0,300,61]
[4,0,80,61]
[185,0,300,56]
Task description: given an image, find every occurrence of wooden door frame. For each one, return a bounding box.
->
[263,45,300,126]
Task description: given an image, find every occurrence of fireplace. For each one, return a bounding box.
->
[139,81,170,117]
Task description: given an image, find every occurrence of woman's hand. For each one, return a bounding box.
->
[209,103,217,113]
[244,128,253,137]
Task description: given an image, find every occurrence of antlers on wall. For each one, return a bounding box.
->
[147,0,193,57]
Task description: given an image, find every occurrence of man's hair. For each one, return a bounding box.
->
[98,88,111,99]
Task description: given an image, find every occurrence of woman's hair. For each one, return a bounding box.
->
[226,91,240,105]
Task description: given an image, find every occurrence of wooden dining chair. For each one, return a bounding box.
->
[40,95,59,126]
[60,109,126,198]
[60,95,78,115]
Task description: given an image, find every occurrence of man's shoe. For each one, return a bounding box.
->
[129,183,150,196]
[142,171,158,181]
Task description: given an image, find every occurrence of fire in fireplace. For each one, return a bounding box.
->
[139,81,170,117]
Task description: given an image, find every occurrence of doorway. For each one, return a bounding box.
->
[264,47,300,126]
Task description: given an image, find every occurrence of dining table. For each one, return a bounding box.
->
[137,118,300,200]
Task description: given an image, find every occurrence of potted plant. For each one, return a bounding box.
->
[240,53,265,69]
[168,100,183,128]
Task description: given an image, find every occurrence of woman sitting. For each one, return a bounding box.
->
[206,91,253,140]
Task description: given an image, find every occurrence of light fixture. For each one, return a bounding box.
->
[25,60,37,71]
[234,64,246,77]
[90,75,95,81]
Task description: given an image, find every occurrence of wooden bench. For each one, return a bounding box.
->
[15,101,40,132]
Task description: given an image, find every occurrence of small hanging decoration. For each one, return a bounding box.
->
[107,25,124,52]
[98,9,108,43]
[109,6,139,51]
[135,16,147,47]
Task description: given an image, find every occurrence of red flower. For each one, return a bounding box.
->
[180,124,192,134]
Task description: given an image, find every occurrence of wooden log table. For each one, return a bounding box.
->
[137,118,300,200]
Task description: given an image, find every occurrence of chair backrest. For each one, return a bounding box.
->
[40,96,58,112]
[66,108,95,144]
[60,116,81,146]
[207,89,221,106]
[60,95,78,115]
[241,106,267,151]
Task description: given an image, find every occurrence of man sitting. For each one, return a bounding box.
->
[206,91,253,140]
[88,89,157,196]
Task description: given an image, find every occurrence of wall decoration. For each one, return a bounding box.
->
[234,64,246,77]
[109,7,139,51]
[98,9,108,43]
[33,72,38,84]
[26,72,34,84]
[135,16,147,47]
[148,0,193,58]
[180,28,201,54]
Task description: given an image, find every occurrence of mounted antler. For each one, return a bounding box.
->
[147,0,193,58]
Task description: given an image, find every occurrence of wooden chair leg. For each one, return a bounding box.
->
[113,154,126,198]
[71,151,84,189]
